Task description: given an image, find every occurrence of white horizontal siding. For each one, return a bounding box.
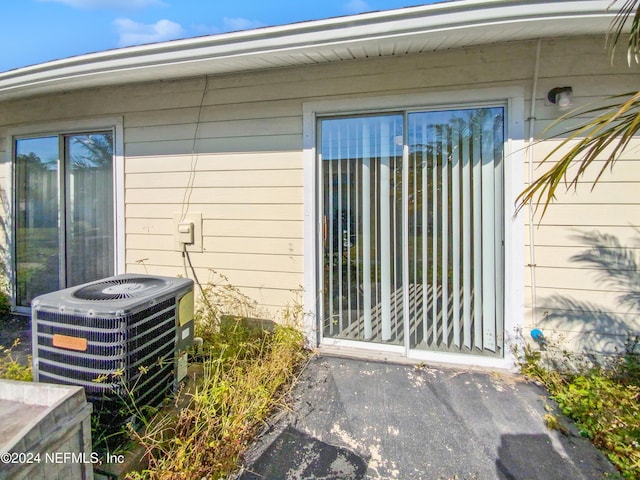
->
[525,225,640,248]
[203,237,302,256]
[523,36,640,356]
[126,249,303,273]
[1,35,639,345]
[126,169,301,188]
[125,152,301,172]
[125,135,302,156]
[529,266,637,293]
[127,203,303,221]
[126,117,302,144]
[127,186,301,204]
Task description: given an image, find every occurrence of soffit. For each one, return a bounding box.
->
[0,0,617,101]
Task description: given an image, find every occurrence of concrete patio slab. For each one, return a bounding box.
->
[237,355,618,480]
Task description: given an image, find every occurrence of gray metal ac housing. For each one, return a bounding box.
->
[31,273,194,429]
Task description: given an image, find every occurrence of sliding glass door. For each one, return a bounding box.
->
[14,132,115,306]
[319,106,504,356]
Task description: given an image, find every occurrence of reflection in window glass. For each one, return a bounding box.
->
[65,133,114,286]
[14,132,114,306]
[320,114,404,344]
[15,137,60,305]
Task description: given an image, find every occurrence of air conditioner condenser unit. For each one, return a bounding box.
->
[31,274,194,431]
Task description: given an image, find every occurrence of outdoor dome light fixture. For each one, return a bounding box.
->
[547,86,573,110]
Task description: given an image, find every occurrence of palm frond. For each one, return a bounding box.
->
[607,0,640,64]
[517,1,640,219]
[515,91,640,218]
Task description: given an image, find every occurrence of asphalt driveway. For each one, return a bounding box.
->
[237,355,618,480]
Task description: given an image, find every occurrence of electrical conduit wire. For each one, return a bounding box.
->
[183,243,214,313]
[179,74,213,310]
[180,74,209,224]
[527,38,542,327]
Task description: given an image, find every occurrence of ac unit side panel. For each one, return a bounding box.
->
[38,345,175,400]
[37,371,120,392]
[125,334,176,373]
[176,320,194,353]
[34,310,126,330]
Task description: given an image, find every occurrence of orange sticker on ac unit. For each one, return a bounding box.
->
[52,334,88,352]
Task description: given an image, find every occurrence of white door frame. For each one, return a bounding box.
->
[303,87,525,369]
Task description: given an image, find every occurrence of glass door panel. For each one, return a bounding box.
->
[65,133,114,286]
[15,137,60,306]
[406,108,504,354]
[320,114,404,344]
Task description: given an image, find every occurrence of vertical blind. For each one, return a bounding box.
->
[320,107,504,356]
[65,133,115,287]
[321,114,404,345]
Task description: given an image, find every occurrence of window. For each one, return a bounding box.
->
[14,131,115,306]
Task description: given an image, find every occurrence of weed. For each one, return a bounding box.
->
[518,335,640,479]
[90,361,173,454]
[0,338,32,381]
[542,411,569,434]
[125,272,307,480]
[0,290,10,316]
[193,271,265,344]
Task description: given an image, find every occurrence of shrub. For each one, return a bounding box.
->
[518,336,640,479]
[0,290,10,316]
[0,339,32,382]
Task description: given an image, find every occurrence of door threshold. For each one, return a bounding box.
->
[318,343,515,372]
[318,344,417,366]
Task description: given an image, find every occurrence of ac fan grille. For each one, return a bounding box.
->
[73,277,167,300]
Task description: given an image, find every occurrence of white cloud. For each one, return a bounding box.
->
[345,0,371,14]
[115,18,184,47]
[222,17,265,32]
[39,0,166,8]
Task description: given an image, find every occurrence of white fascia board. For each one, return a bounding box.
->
[0,0,616,100]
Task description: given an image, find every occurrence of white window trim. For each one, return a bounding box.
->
[302,87,525,369]
[5,116,125,311]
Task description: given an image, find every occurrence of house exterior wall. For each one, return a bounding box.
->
[0,35,638,358]
[521,37,640,357]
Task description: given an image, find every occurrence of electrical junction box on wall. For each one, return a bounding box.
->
[173,212,203,252]
[178,222,194,245]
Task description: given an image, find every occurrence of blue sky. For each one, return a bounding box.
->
[0,0,438,73]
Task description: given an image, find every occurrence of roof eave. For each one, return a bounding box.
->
[0,0,617,101]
